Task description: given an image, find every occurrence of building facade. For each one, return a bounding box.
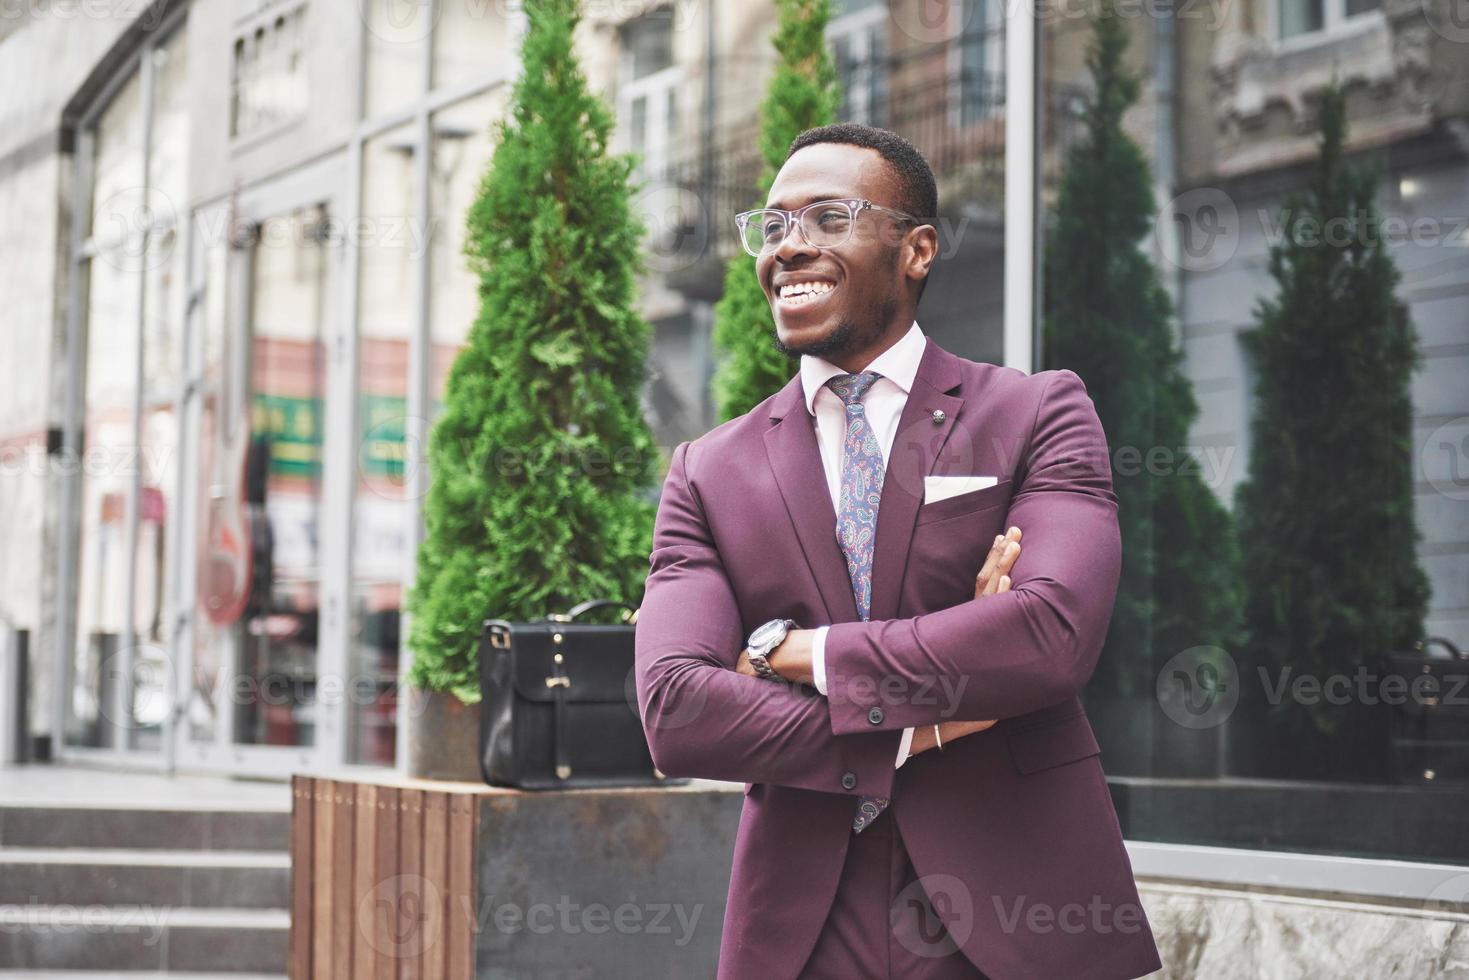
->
[1,0,1467,969]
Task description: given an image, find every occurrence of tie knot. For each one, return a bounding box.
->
[827,371,882,407]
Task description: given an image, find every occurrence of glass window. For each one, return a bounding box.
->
[223,204,329,750]
[433,0,516,93]
[69,65,147,749]
[230,6,308,139]
[956,0,1001,126]
[349,123,420,765]
[1040,9,1467,866]
[829,6,887,127]
[364,0,429,119]
[429,89,506,360]
[69,251,140,749]
[1279,0,1325,39]
[620,8,675,80]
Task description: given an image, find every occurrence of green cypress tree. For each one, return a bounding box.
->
[711,0,839,421]
[1235,86,1429,740]
[1043,7,1243,702]
[405,0,659,702]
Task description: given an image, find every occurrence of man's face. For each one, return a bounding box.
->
[756,143,915,361]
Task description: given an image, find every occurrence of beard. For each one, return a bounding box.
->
[772,293,898,361]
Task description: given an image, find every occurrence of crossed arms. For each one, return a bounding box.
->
[632,369,1120,797]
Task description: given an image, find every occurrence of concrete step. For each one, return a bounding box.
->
[0,848,290,909]
[0,907,288,973]
[0,806,289,852]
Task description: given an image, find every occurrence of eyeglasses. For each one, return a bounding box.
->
[733,198,919,258]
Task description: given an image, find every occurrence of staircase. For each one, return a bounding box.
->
[0,790,291,976]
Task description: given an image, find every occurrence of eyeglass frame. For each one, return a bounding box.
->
[733,197,922,258]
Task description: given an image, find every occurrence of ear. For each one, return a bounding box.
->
[904,223,939,288]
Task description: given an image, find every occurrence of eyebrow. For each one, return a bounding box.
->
[763,191,851,211]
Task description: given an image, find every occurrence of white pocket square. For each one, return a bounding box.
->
[924,475,999,504]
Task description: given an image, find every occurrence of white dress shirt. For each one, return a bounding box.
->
[799,320,925,768]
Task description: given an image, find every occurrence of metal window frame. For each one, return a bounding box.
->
[1271,0,1387,47]
[1127,841,1469,905]
[1004,0,1037,373]
[53,5,191,771]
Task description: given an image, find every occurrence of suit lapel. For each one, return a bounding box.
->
[762,337,967,627]
[869,339,965,622]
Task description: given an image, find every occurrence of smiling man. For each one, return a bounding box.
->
[634,124,1161,980]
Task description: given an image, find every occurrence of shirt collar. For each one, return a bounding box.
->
[800,321,926,416]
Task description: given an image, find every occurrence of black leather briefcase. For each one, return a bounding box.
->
[478,599,684,789]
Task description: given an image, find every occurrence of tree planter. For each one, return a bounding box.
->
[405,687,482,782]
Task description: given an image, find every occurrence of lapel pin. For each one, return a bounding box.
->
[932,409,946,425]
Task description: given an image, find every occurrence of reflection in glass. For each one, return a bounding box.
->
[364,0,427,119]
[1279,0,1325,38]
[1039,7,1465,865]
[196,206,328,749]
[69,254,139,749]
[349,125,420,764]
[430,91,505,358]
[432,0,515,93]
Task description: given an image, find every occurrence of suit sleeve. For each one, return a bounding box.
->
[634,440,904,796]
[821,369,1122,735]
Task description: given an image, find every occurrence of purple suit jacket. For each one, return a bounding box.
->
[634,337,1163,980]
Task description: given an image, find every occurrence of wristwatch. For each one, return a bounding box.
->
[745,618,797,681]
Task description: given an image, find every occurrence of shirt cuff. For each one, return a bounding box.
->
[896,727,915,768]
[811,625,830,695]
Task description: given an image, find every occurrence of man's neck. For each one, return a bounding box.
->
[827,319,913,374]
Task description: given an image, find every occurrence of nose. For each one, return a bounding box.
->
[771,216,819,263]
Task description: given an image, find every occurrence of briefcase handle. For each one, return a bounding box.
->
[549,598,639,625]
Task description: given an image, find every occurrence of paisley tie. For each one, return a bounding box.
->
[827,371,890,833]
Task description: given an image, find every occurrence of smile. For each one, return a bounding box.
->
[776,280,837,307]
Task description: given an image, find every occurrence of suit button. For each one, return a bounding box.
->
[841,772,857,790]
[868,706,884,725]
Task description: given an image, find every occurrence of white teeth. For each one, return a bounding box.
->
[778,281,835,302]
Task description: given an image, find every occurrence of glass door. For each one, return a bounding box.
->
[177,158,347,774]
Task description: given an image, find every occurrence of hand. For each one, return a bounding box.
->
[735,647,758,678]
[976,525,1022,598]
[909,718,999,756]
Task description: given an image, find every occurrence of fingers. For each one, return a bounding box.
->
[975,534,1006,596]
[977,526,1023,598]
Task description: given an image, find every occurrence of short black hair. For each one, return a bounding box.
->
[787,123,938,223]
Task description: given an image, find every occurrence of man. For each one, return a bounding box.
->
[634,124,1161,980]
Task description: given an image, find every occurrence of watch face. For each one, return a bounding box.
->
[749,618,786,649]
